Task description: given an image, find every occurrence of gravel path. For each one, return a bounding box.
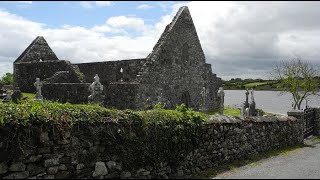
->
[213,141,320,179]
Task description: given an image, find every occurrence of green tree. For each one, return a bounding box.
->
[271,57,319,110]
[1,72,13,85]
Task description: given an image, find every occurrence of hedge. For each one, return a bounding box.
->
[0,101,209,169]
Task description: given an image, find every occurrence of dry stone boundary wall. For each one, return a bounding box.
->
[0,115,302,179]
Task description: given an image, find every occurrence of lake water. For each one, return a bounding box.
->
[225,90,320,115]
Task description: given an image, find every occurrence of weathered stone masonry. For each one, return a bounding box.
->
[13,6,222,111]
[0,115,303,179]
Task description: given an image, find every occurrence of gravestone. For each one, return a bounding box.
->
[88,74,104,104]
[244,88,249,108]
[200,87,209,111]
[12,86,22,103]
[248,89,257,116]
[144,96,153,110]
[241,89,251,118]
[2,90,12,103]
[34,78,43,102]
[217,87,225,115]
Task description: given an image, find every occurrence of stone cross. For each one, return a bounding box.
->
[249,89,256,116]
[88,74,104,104]
[217,87,225,115]
[200,86,209,111]
[144,96,153,110]
[34,78,43,102]
[244,88,249,108]
[200,87,208,105]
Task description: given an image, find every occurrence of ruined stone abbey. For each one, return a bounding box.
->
[13,6,222,111]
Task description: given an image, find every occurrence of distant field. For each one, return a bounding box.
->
[244,81,275,87]
[224,80,281,90]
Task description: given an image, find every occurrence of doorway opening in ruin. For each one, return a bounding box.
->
[181,91,191,108]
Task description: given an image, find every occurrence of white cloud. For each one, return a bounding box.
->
[137,4,153,10]
[95,1,111,7]
[79,1,93,9]
[106,16,147,32]
[79,1,112,9]
[17,1,32,4]
[179,1,320,79]
[1,1,320,81]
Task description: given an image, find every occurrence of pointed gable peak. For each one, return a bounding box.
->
[15,36,59,63]
[168,6,193,31]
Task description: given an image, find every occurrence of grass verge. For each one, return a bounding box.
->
[208,106,241,117]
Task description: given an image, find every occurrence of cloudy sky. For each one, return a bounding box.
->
[1,1,320,80]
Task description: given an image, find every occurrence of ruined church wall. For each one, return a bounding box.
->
[203,64,221,110]
[14,60,79,93]
[103,82,140,110]
[41,82,140,109]
[135,8,219,110]
[42,83,90,104]
[75,59,146,85]
[0,115,302,179]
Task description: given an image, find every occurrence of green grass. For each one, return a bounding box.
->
[188,144,306,179]
[22,92,36,100]
[208,106,241,117]
[311,137,320,143]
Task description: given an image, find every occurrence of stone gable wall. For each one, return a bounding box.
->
[0,115,302,179]
[14,36,59,63]
[135,7,219,111]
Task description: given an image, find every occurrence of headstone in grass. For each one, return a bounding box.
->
[200,86,209,112]
[217,87,225,115]
[249,89,257,116]
[88,74,104,104]
[34,78,43,102]
[2,90,12,103]
[12,86,22,103]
